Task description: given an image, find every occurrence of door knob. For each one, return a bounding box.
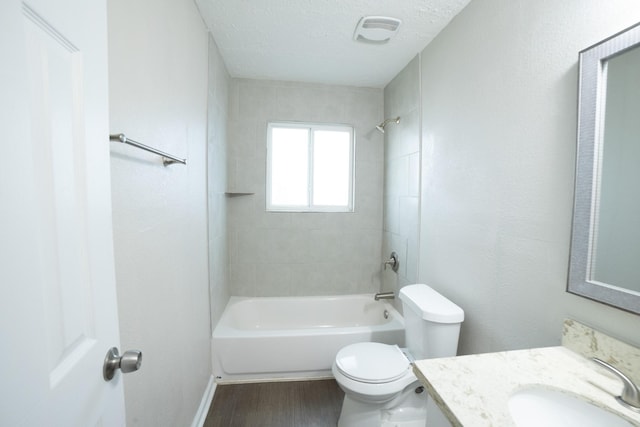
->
[103,347,142,381]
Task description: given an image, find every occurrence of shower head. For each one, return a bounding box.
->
[375,116,401,134]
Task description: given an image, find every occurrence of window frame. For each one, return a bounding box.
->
[266,121,355,213]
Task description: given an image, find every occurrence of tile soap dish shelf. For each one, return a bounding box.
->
[225,192,255,197]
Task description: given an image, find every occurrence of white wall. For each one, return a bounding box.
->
[418,0,640,354]
[107,0,212,425]
[382,56,422,307]
[227,79,384,296]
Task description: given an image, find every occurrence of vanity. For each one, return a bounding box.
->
[413,320,640,426]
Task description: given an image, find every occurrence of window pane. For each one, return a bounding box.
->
[270,127,309,206]
[312,130,351,206]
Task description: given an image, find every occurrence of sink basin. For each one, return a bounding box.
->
[508,387,633,427]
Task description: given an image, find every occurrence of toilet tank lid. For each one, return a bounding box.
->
[399,284,464,323]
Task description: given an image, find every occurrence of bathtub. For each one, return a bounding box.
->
[212,294,405,382]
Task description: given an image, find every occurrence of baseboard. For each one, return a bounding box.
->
[191,375,216,427]
[215,374,335,385]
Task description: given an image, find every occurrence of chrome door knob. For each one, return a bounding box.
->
[103,347,142,381]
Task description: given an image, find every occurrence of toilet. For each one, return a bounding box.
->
[332,284,464,427]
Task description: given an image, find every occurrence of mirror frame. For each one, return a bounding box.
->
[568,22,640,315]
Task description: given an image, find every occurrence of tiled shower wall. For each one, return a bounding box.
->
[207,35,231,329]
[227,79,384,296]
[382,57,421,308]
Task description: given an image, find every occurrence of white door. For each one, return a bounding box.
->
[0,0,126,426]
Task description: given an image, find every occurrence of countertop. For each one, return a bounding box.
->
[413,321,640,426]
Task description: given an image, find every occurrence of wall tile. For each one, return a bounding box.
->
[382,56,421,298]
[385,156,410,198]
[398,196,420,239]
[384,57,420,117]
[357,160,385,199]
[383,195,400,234]
[408,153,421,198]
[254,263,293,296]
[227,79,384,297]
[356,129,385,163]
[229,262,257,296]
[396,109,421,157]
[237,82,278,121]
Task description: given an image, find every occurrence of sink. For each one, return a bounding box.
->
[508,387,633,427]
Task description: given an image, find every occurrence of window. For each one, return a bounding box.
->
[267,122,354,212]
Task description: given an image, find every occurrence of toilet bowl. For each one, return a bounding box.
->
[332,284,464,427]
[332,342,426,427]
[333,343,415,403]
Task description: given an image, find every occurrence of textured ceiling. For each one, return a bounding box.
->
[196,0,471,88]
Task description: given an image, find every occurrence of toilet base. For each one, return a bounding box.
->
[337,383,427,427]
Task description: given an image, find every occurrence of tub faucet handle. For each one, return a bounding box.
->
[593,358,640,412]
[384,252,399,272]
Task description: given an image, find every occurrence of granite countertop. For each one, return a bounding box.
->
[413,321,640,427]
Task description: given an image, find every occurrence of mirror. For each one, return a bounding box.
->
[568,22,640,314]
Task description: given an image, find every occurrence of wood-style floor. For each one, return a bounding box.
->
[204,379,344,427]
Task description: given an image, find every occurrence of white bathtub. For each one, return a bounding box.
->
[212,294,405,382]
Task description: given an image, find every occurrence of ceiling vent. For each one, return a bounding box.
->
[353,16,402,44]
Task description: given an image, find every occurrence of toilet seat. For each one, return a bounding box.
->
[335,343,410,384]
[332,343,417,404]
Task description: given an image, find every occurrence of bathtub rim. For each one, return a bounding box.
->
[213,293,404,337]
[211,293,406,383]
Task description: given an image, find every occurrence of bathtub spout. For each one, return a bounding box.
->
[374,292,395,301]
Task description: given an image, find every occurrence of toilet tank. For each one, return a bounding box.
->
[399,284,464,360]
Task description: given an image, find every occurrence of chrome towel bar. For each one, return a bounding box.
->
[109,133,187,166]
